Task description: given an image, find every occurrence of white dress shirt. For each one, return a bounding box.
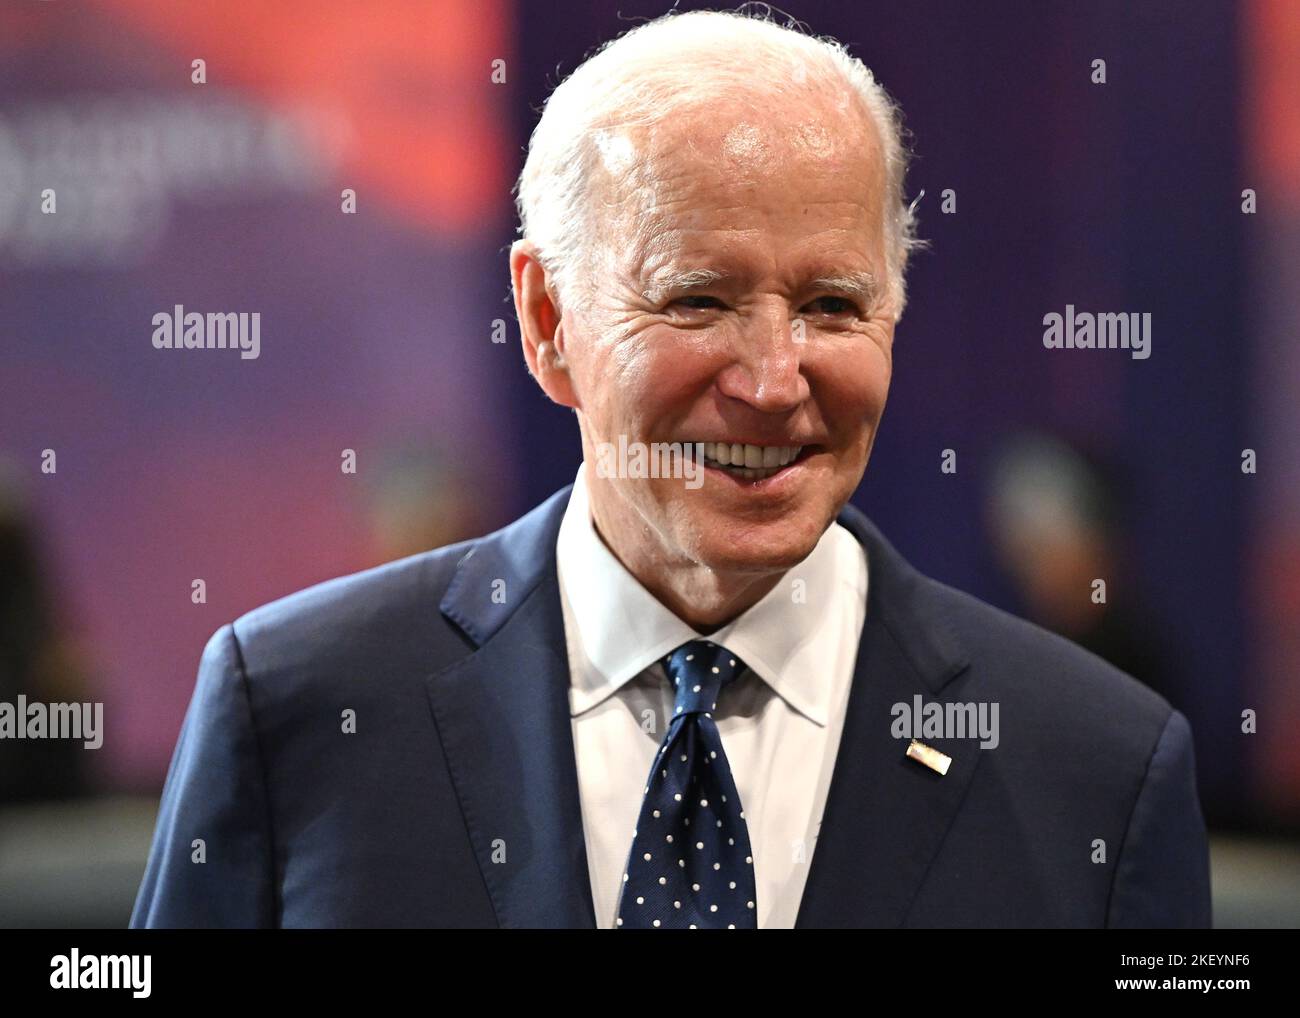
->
[556,467,868,929]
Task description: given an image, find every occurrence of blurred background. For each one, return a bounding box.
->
[0,0,1296,927]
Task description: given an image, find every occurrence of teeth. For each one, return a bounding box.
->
[696,443,803,479]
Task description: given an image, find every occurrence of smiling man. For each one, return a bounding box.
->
[131,9,1212,929]
[515,76,892,633]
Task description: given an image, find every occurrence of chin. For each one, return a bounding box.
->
[678,512,828,576]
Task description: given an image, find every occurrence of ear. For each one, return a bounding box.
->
[510,240,579,409]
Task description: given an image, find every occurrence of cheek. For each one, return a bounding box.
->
[568,315,649,423]
[606,325,717,419]
[814,338,892,433]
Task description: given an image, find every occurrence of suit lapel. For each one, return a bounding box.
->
[795,505,981,927]
[428,486,981,929]
[425,487,597,928]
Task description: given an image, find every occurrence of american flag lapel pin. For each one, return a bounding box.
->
[906,738,952,776]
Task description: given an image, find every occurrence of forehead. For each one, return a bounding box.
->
[596,90,887,272]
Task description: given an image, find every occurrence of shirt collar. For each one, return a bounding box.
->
[557,467,866,726]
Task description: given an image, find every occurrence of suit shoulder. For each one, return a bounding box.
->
[227,538,476,681]
[916,575,1173,744]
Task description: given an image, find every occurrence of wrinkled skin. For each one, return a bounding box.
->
[512,88,896,631]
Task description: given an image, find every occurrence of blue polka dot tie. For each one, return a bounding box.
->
[615,640,757,929]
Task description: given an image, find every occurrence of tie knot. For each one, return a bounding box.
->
[663,640,746,718]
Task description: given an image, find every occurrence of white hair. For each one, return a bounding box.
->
[513,5,926,322]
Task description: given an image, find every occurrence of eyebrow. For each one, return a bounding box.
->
[641,268,726,306]
[808,271,881,308]
[640,268,881,308]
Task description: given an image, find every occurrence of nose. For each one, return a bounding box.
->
[715,297,810,413]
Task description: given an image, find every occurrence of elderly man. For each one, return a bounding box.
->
[131,10,1211,929]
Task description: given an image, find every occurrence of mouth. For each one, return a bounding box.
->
[694,441,813,483]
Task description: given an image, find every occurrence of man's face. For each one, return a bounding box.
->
[562,92,895,578]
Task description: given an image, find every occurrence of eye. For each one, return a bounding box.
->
[670,295,726,311]
[803,296,861,316]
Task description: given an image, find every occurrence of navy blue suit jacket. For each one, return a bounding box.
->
[130,486,1212,928]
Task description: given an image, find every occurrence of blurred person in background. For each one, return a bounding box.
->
[360,441,487,565]
[0,462,93,804]
[986,433,1177,709]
